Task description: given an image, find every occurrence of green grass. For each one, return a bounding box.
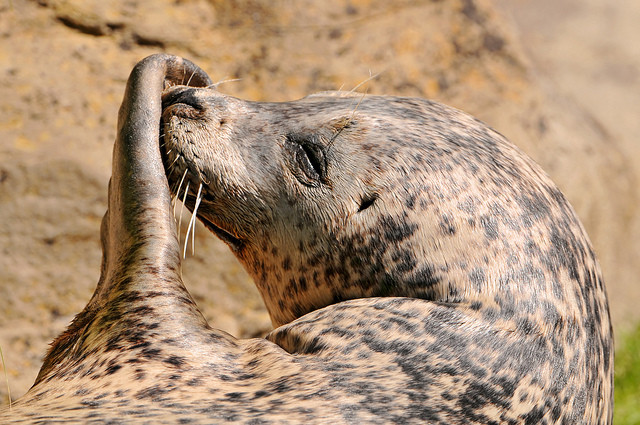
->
[614,323,640,424]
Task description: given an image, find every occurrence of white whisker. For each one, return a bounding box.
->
[183,216,191,259]
[184,183,203,258]
[191,184,203,255]
[207,78,242,90]
[179,181,190,245]
[186,70,196,87]
[349,70,381,93]
[168,154,181,172]
[327,90,367,150]
[173,169,188,218]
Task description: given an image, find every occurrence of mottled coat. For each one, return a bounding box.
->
[0,54,613,424]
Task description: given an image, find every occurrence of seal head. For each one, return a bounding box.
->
[161,87,611,332]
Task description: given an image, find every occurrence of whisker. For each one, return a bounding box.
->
[327,89,367,150]
[173,169,188,218]
[349,70,382,93]
[191,183,203,255]
[183,213,192,258]
[198,170,210,185]
[179,181,190,245]
[207,78,242,90]
[184,183,203,258]
[186,70,197,87]
[167,154,181,172]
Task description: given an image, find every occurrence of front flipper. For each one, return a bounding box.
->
[34,55,213,385]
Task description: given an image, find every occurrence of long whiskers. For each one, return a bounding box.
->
[173,169,188,218]
[167,154,182,173]
[178,181,190,242]
[349,70,381,94]
[207,78,242,90]
[327,90,367,150]
[186,69,197,87]
[327,73,377,151]
[183,183,203,258]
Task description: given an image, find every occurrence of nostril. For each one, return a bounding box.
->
[161,87,203,111]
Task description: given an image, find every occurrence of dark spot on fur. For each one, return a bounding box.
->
[140,347,162,360]
[392,248,417,274]
[458,196,477,214]
[298,276,308,291]
[282,256,291,271]
[479,215,499,240]
[130,305,154,315]
[406,265,439,291]
[381,214,418,244]
[164,355,186,368]
[269,378,291,394]
[81,399,103,408]
[439,214,456,235]
[135,385,168,401]
[130,341,151,351]
[134,368,146,381]
[469,268,486,289]
[405,193,417,210]
[74,388,89,396]
[225,392,245,400]
[522,405,545,424]
[105,363,122,375]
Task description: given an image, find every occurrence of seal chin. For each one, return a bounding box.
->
[160,152,246,253]
[198,213,245,252]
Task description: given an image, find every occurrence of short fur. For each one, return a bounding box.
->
[0,54,613,424]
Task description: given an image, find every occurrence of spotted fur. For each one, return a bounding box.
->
[0,54,613,424]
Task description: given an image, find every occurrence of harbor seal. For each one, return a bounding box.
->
[0,54,613,424]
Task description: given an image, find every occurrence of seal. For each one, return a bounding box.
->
[0,54,613,424]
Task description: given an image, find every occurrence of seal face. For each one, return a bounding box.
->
[0,55,613,424]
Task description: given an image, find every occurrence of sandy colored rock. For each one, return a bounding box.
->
[0,0,638,406]
[497,0,640,337]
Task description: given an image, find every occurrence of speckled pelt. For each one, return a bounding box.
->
[0,54,613,424]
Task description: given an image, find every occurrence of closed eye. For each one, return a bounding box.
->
[285,135,328,187]
[298,143,326,181]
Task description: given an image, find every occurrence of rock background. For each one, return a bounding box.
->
[1,0,638,406]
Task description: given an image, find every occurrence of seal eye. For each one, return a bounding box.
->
[298,143,326,181]
[285,135,328,187]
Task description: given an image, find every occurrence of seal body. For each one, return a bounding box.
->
[0,55,613,424]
